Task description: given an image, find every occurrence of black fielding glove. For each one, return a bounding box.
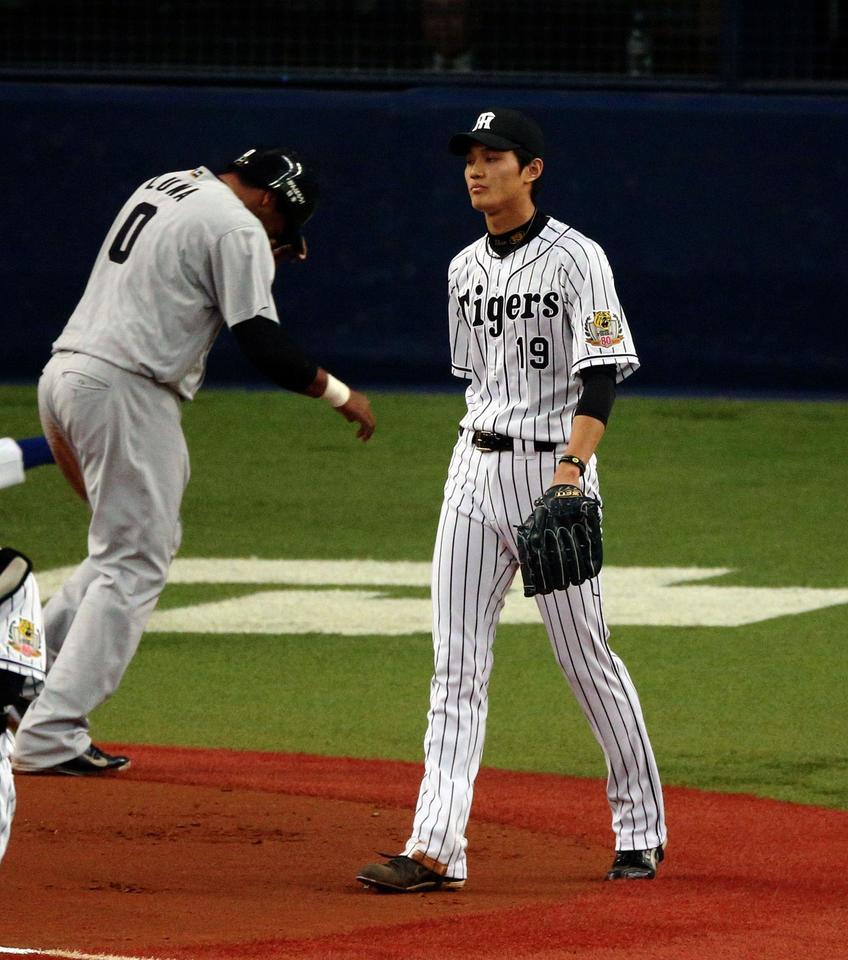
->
[516,484,603,596]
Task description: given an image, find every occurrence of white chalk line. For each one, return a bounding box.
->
[0,947,175,960]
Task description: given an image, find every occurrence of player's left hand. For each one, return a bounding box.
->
[515,484,603,596]
[336,389,376,442]
[271,236,308,264]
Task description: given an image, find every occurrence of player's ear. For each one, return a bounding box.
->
[524,158,543,183]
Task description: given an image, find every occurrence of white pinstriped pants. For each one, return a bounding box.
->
[403,432,666,879]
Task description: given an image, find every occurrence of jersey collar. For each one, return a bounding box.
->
[486,209,548,258]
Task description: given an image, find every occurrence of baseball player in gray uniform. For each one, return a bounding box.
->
[1,548,47,860]
[358,109,665,890]
[13,147,375,776]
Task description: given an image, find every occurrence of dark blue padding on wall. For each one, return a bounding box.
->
[2,82,845,393]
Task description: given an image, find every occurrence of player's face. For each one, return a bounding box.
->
[464,144,532,214]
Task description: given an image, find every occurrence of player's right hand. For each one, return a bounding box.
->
[336,389,376,442]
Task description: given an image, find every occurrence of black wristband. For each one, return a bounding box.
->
[558,455,586,476]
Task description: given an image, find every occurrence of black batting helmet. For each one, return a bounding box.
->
[227,147,318,244]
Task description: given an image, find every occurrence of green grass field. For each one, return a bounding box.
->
[2,385,846,809]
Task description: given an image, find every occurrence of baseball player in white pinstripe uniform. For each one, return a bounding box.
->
[1,548,46,863]
[359,109,666,891]
[1,444,54,839]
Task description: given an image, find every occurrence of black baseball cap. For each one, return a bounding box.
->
[449,109,545,159]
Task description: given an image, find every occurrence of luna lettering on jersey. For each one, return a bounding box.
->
[143,175,199,202]
[584,311,623,348]
[458,286,560,337]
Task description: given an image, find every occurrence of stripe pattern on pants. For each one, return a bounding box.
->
[404,431,665,878]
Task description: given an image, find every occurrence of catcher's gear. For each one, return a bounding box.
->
[516,484,603,596]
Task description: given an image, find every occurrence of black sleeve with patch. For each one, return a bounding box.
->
[575,365,617,425]
[230,315,318,393]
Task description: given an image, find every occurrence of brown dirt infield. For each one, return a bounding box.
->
[1,744,846,960]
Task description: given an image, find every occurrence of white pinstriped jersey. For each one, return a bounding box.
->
[54,167,278,400]
[0,568,46,687]
[449,215,639,442]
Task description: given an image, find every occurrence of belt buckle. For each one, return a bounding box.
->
[473,431,498,452]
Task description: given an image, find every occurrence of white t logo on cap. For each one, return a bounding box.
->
[472,112,495,131]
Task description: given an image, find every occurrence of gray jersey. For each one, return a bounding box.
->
[448,215,639,441]
[54,167,278,400]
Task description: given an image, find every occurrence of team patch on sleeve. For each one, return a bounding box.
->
[4,615,42,662]
[584,311,624,348]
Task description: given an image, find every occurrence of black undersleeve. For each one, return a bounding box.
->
[575,365,617,425]
[230,315,318,393]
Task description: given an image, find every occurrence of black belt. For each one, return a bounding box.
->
[464,428,558,453]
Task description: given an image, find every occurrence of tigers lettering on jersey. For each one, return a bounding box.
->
[457,287,561,332]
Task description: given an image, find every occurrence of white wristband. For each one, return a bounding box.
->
[322,373,351,408]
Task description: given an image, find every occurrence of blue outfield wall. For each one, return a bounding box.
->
[2,82,846,394]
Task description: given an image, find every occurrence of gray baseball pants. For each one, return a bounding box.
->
[13,352,188,770]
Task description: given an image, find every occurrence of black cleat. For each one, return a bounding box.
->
[16,744,131,776]
[357,855,465,893]
[606,844,665,880]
